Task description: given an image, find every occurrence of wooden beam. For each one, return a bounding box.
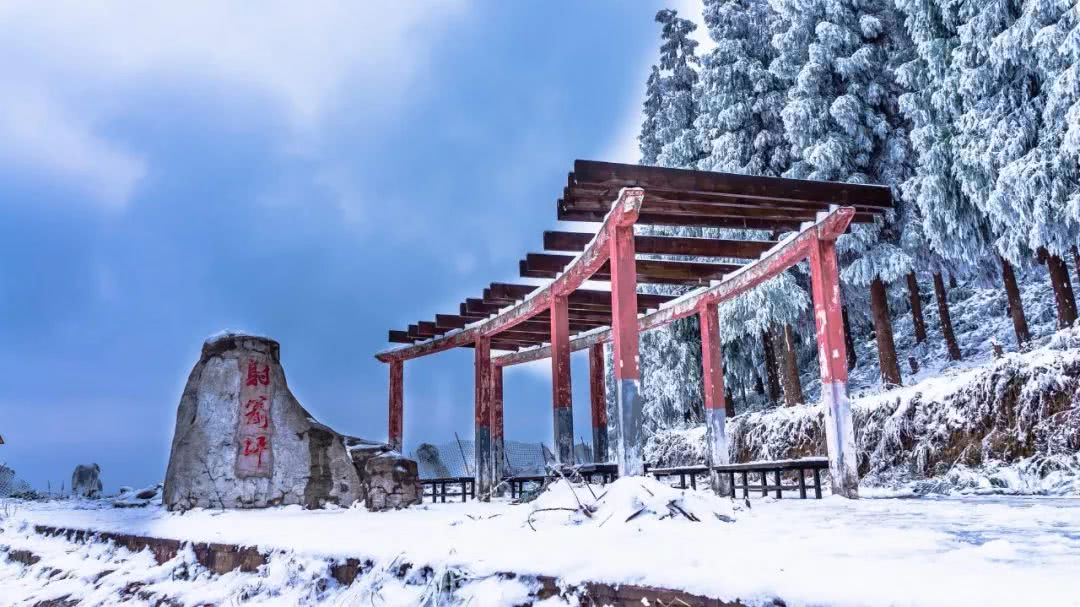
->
[488,282,673,309]
[551,295,574,464]
[374,188,644,362]
[522,253,739,285]
[568,185,889,217]
[558,204,804,231]
[389,330,414,344]
[544,231,776,259]
[492,207,856,368]
[571,159,892,208]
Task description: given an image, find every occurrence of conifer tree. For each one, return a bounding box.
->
[772,0,915,386]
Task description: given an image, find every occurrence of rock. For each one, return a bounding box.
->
[363,452,422,511]
[113,483,162,508]
[71,464,102,498]
[162,333,363,510]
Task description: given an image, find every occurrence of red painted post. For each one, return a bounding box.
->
[699,302,730,495]
[550,294,575,464]
[490,363,505,490]
[808,235,859,498]
[588,342,608,463]
[474,337,492,500]
[388,360,403,452]
[608,219,644,477]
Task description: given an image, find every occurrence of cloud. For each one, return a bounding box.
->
[0,0,469,208]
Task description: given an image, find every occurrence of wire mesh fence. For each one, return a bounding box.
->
[412,438,597,479]
[0,464,34,498]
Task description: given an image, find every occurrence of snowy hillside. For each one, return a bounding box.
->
[646,275,1080,495]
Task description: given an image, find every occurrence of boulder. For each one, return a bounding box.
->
[162,333,362,510]
[71,463,102,498]
[363,452,422,511]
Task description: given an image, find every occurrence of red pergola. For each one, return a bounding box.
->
[376,160,891,499]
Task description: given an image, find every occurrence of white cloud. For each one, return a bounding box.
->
[0,0,469,208]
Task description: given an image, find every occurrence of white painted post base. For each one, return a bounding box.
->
[822,380,858,498]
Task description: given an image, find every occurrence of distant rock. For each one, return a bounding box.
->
[71,464,103,499]
[113,483,162,508]
[163,333,364,510]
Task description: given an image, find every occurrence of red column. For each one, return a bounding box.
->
[699,302,730,495]
[474,337,492,500]
[490,363,505,489]
[588,342,608,463]
[808,236,859,498]
[388,360,403,452]
[550,294,575,464]
[608,221,644,476]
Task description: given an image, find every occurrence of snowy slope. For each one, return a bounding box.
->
[3,485,1080,606]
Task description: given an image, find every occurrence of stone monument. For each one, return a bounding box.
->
[163,333,364,510]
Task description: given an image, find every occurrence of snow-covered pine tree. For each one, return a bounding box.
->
[692,0,809,407]
[952,0,1079,328]
[654,9,704,168]
[639,66,665,166]
[771,0,915,386]
[636,9,708,435]
[894,0,993,354]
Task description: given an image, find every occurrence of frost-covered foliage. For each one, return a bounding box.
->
[651,325,1080,495]
[653,9,703,169]
[950,0,1080,262]
[696,0,788,176]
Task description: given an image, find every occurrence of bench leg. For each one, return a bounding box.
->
[742,471,749,498]
[690,473,696,490]
[774,470,782,499]
[761,471,768,497]
[728,472,736,498]
[813,468,822,499]
[799,469,807,499]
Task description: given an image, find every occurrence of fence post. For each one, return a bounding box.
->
[808,235,859,498]
[474,337,492,500]
[699,302,730,495]
[388,360,403,452]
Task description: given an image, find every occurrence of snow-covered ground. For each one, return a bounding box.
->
[3,480,1079,606]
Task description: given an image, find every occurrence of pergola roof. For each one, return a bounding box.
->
[380,160,891,358]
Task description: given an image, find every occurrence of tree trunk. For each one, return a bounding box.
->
[1042,247,1078,328]
[869,277,902,387]
[1000,256,1030,346]
[906,272,927,344]
[779,324,803,406]
[761,328,782,404]
[842,305,857,371]
[933,272,962,361]
[948,274,957,289]
[724,388,735,418]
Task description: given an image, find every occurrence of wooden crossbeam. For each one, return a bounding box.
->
[571,160,892,208]
[521,253,739,285]
[488,282,672,309]
[557,204,804,231]
[567,186,887,218]
[543,231,777,259]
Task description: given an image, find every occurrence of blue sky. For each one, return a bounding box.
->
[0,1,708,493]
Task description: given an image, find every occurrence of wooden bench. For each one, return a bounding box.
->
[420,476,475,503]
[714,457,829,499]
[647,464,709,490]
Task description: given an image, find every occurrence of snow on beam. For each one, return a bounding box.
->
[492,207,856,368]
[373,188,645,363]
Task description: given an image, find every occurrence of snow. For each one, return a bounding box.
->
[4,486,1080,606]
